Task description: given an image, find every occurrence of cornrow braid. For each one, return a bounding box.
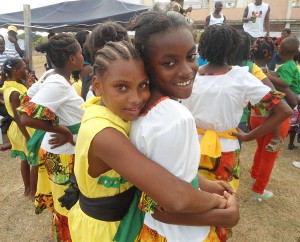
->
[94,40,141,78]
[199,25,241,65]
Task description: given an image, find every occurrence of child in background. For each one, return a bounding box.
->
[81,22,130,100]
[182,24,292,237]
[68,39,238,242]
[266,37,300,150]
[229,31,275,148]
[71,30,92,97]
[18,33,84,242]
[251,37,298,152]
[243,37,295,202]
[251,37,283,152]
[1,58,37,197]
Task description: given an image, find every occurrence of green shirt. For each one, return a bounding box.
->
[276,60,300,94]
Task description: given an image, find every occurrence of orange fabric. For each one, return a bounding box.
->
[199,150,240,192]
[52,210,72,242]
[203,227,221,242]
[136,224,167,242]
[250,117,290,194]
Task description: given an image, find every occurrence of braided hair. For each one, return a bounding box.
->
[129,11,193,67]
[36,33,80,69]
[199,25,240,65]
[87,22,129,64]
[251,37,275,61]
[93,40,141,78]
[228,30,251,65]
[2,58,24,79]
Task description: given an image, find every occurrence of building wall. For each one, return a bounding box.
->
[191,0,298,23]
[291,7,300,18]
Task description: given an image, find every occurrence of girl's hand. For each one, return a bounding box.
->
[26,73,36,88]
[230,128,252,142]
[213,193,227,209]
[49,126,75,149]
[223,192,240,226]
[214,181,236,195]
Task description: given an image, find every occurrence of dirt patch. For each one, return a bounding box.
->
[1,134,299,242]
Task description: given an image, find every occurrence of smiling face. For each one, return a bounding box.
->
[93,58,150,121]
[146,27,198,100]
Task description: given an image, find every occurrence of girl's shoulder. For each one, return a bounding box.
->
[142,97,193,124]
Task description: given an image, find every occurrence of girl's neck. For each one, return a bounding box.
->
[254,59,267,68]
[54,68,72,84]
[7,78,23,84]
[198,62,231,74]
[141,88,166,114]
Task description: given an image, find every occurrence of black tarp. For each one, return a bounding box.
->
[0,0,149,32]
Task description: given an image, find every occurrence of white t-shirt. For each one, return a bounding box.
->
[209,13,225,26]
[4,36,25,52]
[130,98,210,242]
[30,73,84,154]
[243,2,269,38]
[182,66,271,152]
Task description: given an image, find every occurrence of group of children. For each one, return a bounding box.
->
[1,7,299,242]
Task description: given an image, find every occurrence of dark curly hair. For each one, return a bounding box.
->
[228,30,251,65]
[250,37,275,61]
[36,33,80,69]
[199,25,240,65]
[87,22,129,64]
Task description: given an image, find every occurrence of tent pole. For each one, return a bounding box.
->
[23,4,32,71]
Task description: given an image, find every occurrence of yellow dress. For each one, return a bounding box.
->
[2,81,34,161]
[70,76,82,96]
[68,97,133,242]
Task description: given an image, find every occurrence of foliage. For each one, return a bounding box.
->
[17,32,48,49]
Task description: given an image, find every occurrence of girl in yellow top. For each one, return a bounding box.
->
[1,58,37,197]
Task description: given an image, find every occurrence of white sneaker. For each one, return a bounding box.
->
[251,189,274,202]
[292,161,300,169]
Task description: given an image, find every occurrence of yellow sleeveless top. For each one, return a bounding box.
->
[2,81,34,159]
[68,96,133,242]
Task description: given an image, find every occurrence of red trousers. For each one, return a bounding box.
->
[250,117,290,194]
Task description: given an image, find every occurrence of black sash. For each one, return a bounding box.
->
[79,186,136,221]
